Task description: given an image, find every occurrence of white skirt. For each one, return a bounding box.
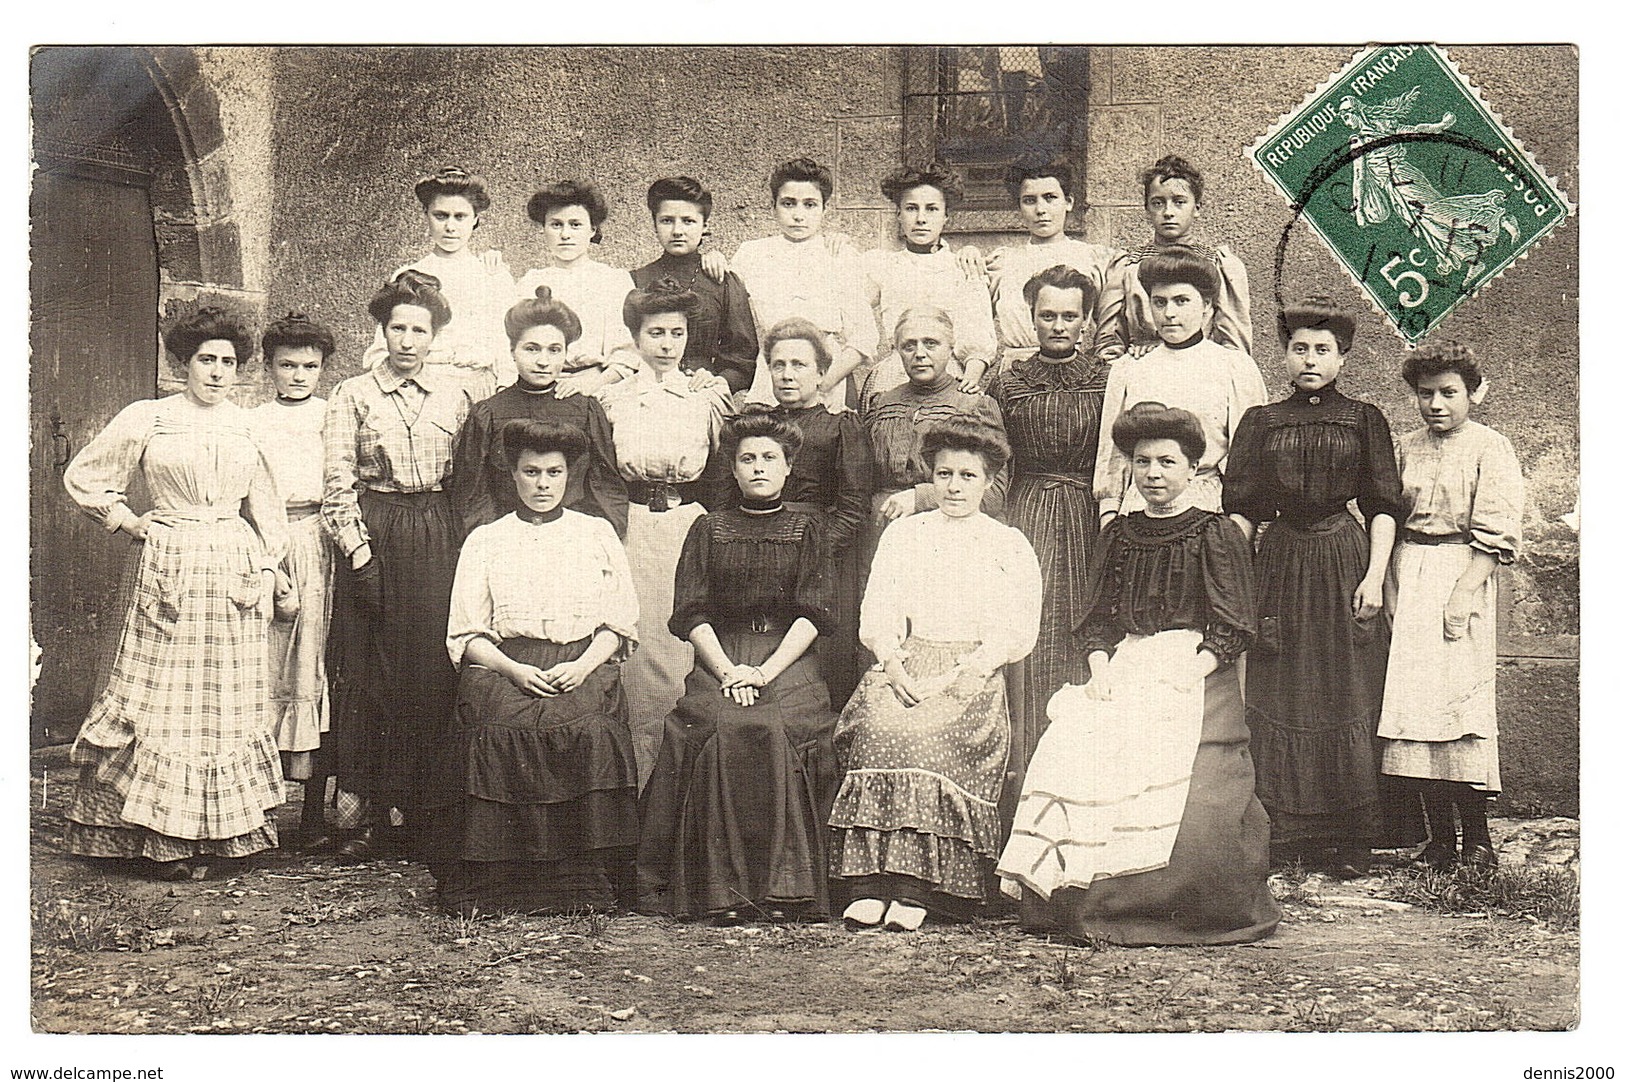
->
[998,629,1206,898]
[622,499,706,786]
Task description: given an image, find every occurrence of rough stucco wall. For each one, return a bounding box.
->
[265,45,901,399]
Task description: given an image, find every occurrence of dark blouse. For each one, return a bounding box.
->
[863,380,1010,519]
[448,383,629,538]
[669,505,835,638]
[1223,383,1402,526]
[1077,507,1256,665]
[986,350,1110,483]
[714,404,872,555]
[631,252,759,395]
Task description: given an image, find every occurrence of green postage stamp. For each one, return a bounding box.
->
[1249,44,1573,344]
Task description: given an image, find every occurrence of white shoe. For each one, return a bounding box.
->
[842,898,886,929]
[883,900,927,932]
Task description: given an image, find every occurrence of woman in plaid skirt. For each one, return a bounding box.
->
[62,306,289,881]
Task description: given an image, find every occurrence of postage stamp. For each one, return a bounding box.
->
[1248,44,1573,344]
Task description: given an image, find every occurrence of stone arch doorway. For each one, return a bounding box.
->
[29,46,241,744]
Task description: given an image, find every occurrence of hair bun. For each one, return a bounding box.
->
[425,165,470,183]
[393,268,444,293]
[193,304,226,321]
[648,275,687,296]
[283,311,311,323]
[531,285,554,304]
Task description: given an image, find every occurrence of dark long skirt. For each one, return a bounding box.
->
[1001,473,1097,830]
[326,489,461,827]
[636,630,838,920]
[422,637,640,914]
[1248,511,1395,848]
[1015,666,1281,946]
[787,500,862,710]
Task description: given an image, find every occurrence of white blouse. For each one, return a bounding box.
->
[515,260,639,368]
[446,509,639,667]
[986,236,1118,359]
[363,249,516,386]
[860,509,1042,668]
[247,396,327,508]
[596,368,732,484]
[863,245,997,364]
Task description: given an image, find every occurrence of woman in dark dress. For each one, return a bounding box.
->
[637,412,838,924]
[985,264,1111,814]
[427,420,641,916]
[749,317,873,707]
[1225,296,1404,877]
[449,285,628,538]
[322,270,471,858]
[999,403,1279,946]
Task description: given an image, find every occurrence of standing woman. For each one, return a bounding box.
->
[638,413,838,924]
[63,305,287,880]
[598,279,734,781]
[1225,297,1403,877]
[830,419,1041,931]
[363,167,516,398]
[985,265,1111,807]
[323,271,472,858]
[246,313,339,848]
[513,180,642,396]
[428,420,641,916]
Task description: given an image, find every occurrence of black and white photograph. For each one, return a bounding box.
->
[16,25,1599,1076]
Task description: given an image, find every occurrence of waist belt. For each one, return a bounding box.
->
[151,505,243,526]
[361,488,446,506]
[627,478,701,512]
[714,615,792,635]
[1277,509,1359,533]
[1404,529,1473,546]
[1023,471,1091,491]
[285,503,322,521]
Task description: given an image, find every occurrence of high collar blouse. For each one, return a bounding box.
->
[596,366,733,484]
[631,251,759,395]
[1093,238,1254,361]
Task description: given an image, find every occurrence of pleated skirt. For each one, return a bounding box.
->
[637,630,838,919]
[423,637,640,914]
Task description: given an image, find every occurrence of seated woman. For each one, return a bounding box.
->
[829,419,1041,931]
[997,403,1279,946]
[428,420,641,917]
[637,413,838,924]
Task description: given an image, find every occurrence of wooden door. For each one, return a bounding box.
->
[30,166,159,744]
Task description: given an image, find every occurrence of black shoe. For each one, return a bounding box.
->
[1459,843,1499,869]
[1417,840,1457,871]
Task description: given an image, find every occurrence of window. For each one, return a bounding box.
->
[903,46,1091,212]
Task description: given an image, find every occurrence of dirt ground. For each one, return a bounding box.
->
[29,751,1578,1035]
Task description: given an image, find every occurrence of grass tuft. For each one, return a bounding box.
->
[1383,863,1578,930]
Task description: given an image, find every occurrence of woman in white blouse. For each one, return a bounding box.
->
[427,419,641,917]
[828,418,1041,930]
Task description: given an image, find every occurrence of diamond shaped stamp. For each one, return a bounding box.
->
[1249,44,1573,344]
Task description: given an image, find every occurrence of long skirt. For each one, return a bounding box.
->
[637,630,838,919]
[422,638,640,914]
[1247,512,1390,846]
[786,500,863,710]
[1379,541,1502,793]
[64,513,283,861]
[1000,632,1280,946]
[829,639,1010,910]
[622,500,706,786]
[267,508,334,781]
[326,489,461,825]
[1002,472,1098,829]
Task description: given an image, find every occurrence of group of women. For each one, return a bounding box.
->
[60,152,1524,949]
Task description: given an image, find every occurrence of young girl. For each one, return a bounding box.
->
[449,286,627,537]
[362,167,515,398]
[1379,343,1524,869]
[597,279,734,782]
[733,158,877,411]
[857,164,997,410]
[247,313,339,849]
[513,179,643,397]
[1094,155,1252,362]
[999,403,1279,946]
[1225,297,1403,877]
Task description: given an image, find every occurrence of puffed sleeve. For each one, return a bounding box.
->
[1090,252,1134,363]
[63,398,156,535]
[448,398,499,534]
[1211,245,1254,356]
[1222,404,1274,523]
[1076,518,1128,657]
[789,513,836,635]
[668,513,716,639]
[242,437,289,571]
[858,516,911,664]
[829,410,874,554]
[1219,349,1268,474]
[982,524,1042,665]
[1356,402,1404,524]
[593,517,640,651]
[951,268,997,368]
[1093,355,1133,514]
[320,380,369,558]
[1469,429,1525,564]
[714,271,760,395]
[446,524,497,668]
[582,396,630,539]
[1198,515,1257,666]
